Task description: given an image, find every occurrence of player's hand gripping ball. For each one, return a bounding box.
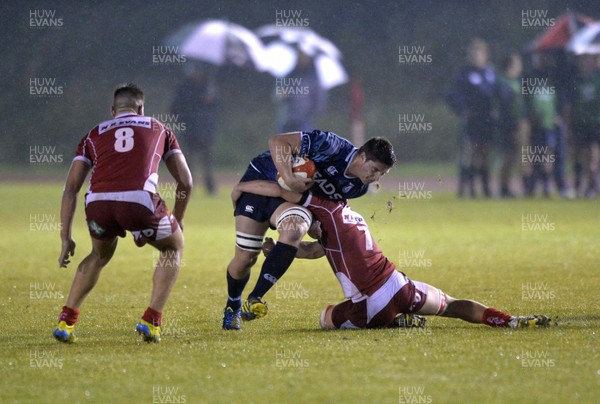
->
[276,156,317,191]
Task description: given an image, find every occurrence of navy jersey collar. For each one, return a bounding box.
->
[343,148,358,179]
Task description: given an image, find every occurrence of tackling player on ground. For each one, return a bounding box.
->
[232,180,552,329]
[54,84,192,343]
[223,131,395,329]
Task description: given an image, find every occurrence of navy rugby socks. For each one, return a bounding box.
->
[226,272,250,310]
[248,241,297,300]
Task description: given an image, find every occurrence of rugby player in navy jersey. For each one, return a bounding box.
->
[222,130,395,330]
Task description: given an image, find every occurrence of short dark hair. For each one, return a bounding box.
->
[358,137,396,167]
[113,83,144,110]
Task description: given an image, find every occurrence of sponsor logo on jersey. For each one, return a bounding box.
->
[326,166,338,176]
[314,173,343,199]
[343,184,354,193]
[98,116,152,134]
[341,207,365,225]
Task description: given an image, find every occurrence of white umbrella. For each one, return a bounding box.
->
[257,25,342,59]
[313,53,348,90]
[567,22,600,55]
[256,25,348,89]
[166,20,268,71]
[262,41,298,77]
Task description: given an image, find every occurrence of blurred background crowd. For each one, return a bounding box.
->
[447,23,600,199]
[3,1,600,199]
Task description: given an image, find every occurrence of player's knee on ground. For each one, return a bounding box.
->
[275,206,312,245]
[320,305,336,330]
[413,282,449,316]
[442,298,467,318]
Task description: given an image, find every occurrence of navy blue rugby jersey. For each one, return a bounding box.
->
[249,130,368,200]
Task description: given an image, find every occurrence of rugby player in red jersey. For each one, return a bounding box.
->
[54,83,193,343]
[232,180,551,329]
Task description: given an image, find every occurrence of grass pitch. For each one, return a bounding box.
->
[1,182,599,403]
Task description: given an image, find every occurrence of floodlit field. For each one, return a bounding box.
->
[1,183,599,403]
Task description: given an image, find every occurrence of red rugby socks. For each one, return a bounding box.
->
[58,306,164,327]
[58,306,80,326]
[482,308,512,327]
[142,307,163,326]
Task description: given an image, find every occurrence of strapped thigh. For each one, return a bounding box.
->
[236,231,264,253]
[275,206,312,229]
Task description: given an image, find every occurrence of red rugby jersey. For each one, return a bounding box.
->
[74,113,181,193]
[303,193,395,298]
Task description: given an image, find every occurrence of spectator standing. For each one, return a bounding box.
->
[447,38,498,198]
[171,64,218,194]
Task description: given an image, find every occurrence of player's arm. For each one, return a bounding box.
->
[231,180,303,206]
[263,237,325,260]
[164,153,193,229]
[297,241,325,259]
[268,132,312,192]
[59,160,90,268]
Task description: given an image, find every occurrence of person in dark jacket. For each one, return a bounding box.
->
[447,38,498,198]
[569,54,600,198]
[171,64,218,194]
[497,53,530,197]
